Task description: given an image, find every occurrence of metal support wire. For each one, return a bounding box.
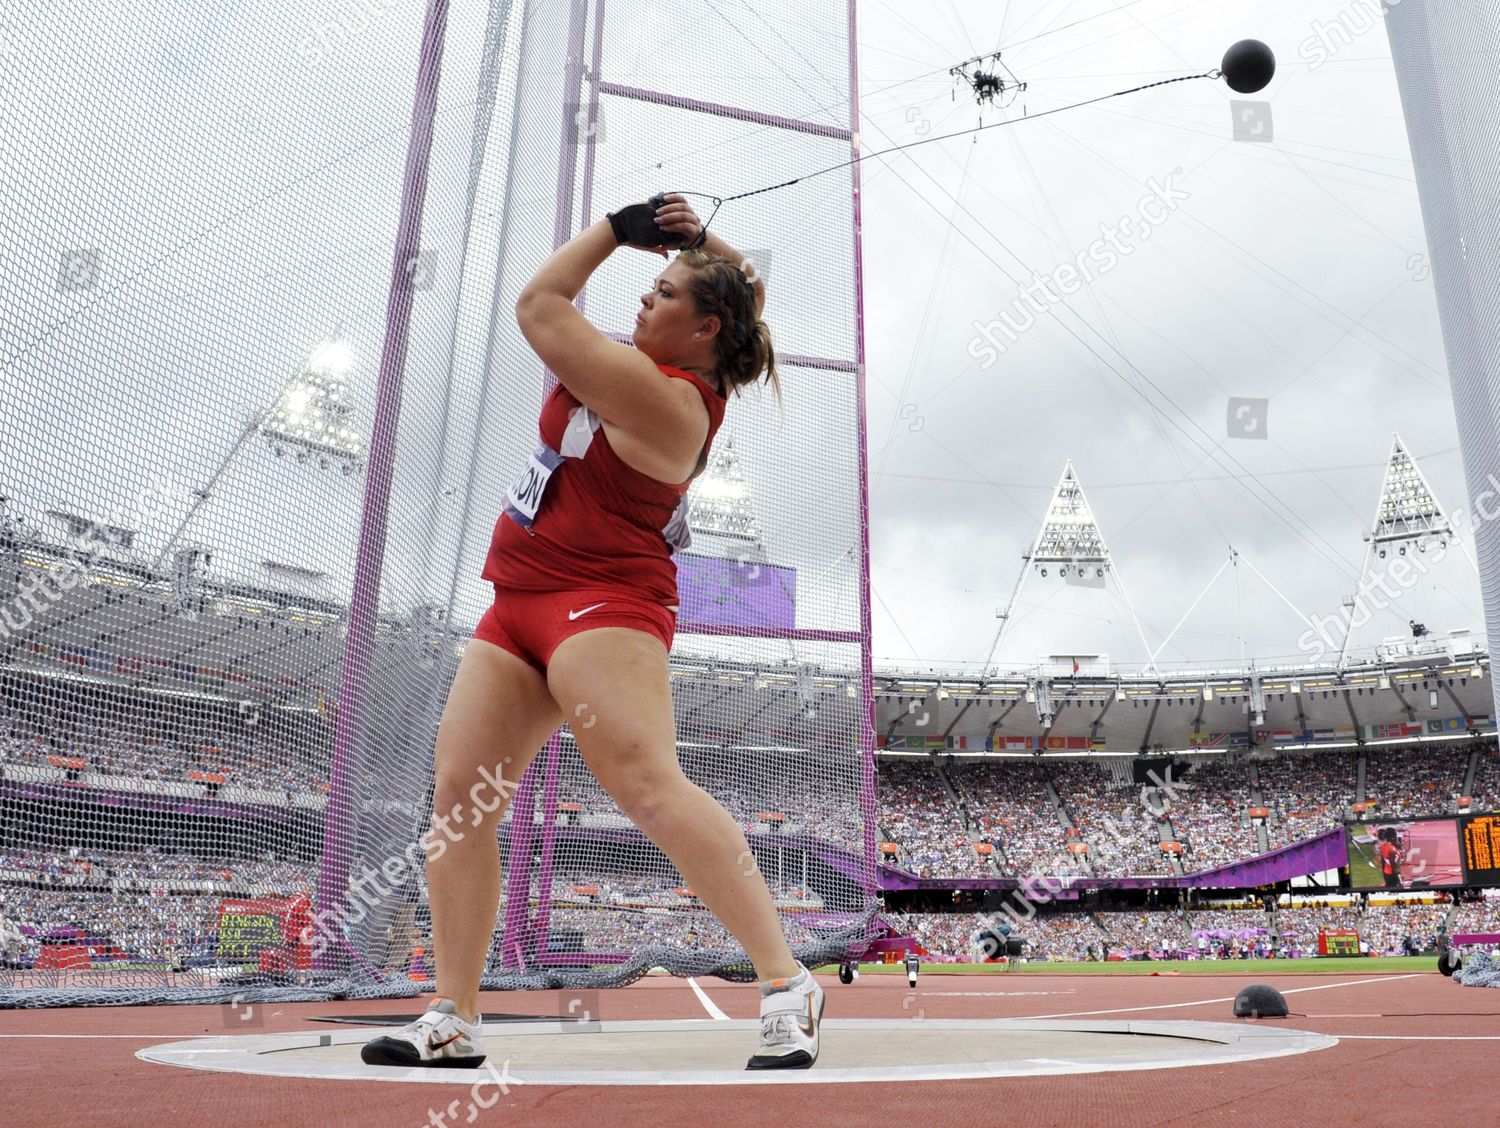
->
[1107,551,1159,677]
[1149,551,1235,666]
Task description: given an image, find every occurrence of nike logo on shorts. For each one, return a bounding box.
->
[568,602,607,620]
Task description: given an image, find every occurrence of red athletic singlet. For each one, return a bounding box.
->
[481,365,728,606]
[1378,841,1399,876]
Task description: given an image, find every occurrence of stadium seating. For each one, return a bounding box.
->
[2,671,1495,971]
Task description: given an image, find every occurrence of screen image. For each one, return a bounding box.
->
[674,552,797,630]
[1460,813,1500,885]
[1346,818,1465,889]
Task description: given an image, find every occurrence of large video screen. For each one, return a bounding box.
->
[674,552,797,630]
[1345,817,1466,889]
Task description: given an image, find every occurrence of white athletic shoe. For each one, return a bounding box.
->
[360,997,487,1068]
[746,963,824,1070]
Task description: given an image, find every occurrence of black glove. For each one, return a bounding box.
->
[607,194,701,248]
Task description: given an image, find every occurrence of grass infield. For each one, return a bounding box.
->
[812,956,1435,975]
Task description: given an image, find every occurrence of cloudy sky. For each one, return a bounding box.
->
[0,0,1482,683]
[854,0,1482,675]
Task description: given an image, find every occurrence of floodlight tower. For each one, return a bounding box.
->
[1337,434,1467,668]
[984,462,1156,677]
[149,332,365,573]
[685,436,765,550]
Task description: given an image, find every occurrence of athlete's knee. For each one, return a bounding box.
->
[600,762,692,826]
[432,757,519,834]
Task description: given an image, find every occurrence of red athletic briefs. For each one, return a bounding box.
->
[473,586,677,672]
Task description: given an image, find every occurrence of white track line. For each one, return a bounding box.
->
[1023,974,1421,1020]
[686,977,730,1021]
[1338,1035,1500,1041]
[0,1033,288,1039]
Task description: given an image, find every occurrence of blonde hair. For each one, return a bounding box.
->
[676,248,780,400]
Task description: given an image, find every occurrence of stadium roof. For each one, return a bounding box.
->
[3,530,1492,757]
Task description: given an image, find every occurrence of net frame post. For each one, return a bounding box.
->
[497,753,542,970]
[523,0,880,965]
[314,0,456,978]
[848,0,880,926]
[1384,4,1500,722]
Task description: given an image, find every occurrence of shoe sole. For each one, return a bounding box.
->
[360,1036,486,1069]
[745,987,825,1071]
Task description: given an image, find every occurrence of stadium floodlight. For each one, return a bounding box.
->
[306,338,355,375]
[986,461,1157,678]
[686,436,762,543]
[1032,463,1108,565]
[260,333,366,473]
[149,331,366,573]
[1372,435,1448,546]
[1340,435,1472,667]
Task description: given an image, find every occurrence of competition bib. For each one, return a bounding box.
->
[504,443,563,530]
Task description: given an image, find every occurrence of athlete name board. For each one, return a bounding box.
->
[1461,813,1500,885]
[1319,929,1360,956]
[217,897,289,958]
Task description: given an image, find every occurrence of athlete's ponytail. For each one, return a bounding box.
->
[677,249,780,402]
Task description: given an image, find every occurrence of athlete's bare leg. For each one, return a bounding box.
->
[547,627,801,981]
[427,639,562,1023]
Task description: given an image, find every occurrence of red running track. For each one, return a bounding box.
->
[6,970,1499,1127]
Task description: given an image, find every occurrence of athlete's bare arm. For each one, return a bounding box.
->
[515,220,708,472]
